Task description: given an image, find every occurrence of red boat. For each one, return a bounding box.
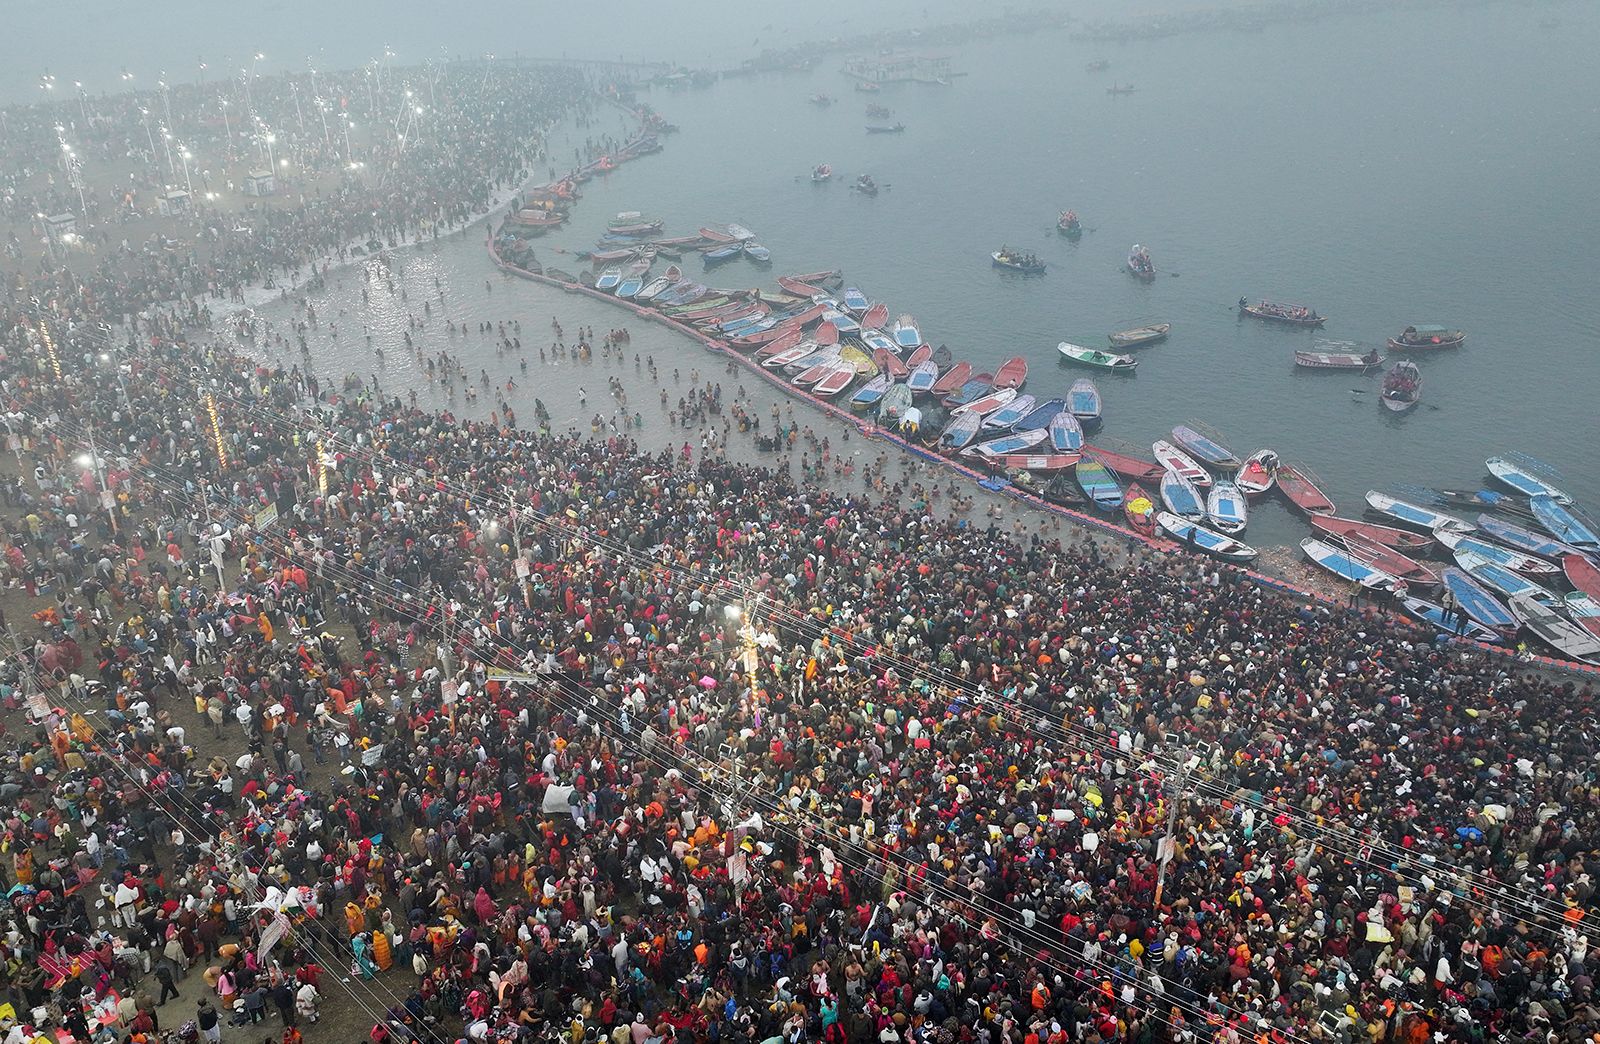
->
[861,302,890,331]
[778,276,826,297]
[1123,482,1157,536]
[1080,445,1164,482]
[873,349,909,379]
[989,453,1080,472]
[905,344,932,368]
[1307,515,1435,551]
[754,328,806,358]
[1276,464,1336,516]
[930,361,973,397]
[993,356,1028,390]
[673,300,747,323]
[699,226,736,243]
[1565,553,1600,601]
[732,320,812,350]
[814,321,839,346]
[1333,533,1440,584]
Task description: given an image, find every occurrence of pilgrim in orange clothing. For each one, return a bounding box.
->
[344,902,364,938]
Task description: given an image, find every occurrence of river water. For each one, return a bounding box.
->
[256,0,1599,552]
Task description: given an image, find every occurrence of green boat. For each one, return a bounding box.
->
[1057,341,1138,372]
[1075,457,1123,509]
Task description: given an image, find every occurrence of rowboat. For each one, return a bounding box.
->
[1041,474,1087,507]
[1206,481,1249,534]
[992,250,1046,274]
[1076,457,1123,509]
[893,315,923,350]
[813,321,840,346]
[1108,323,1170,348]
[1294,349,1380,370]
[616,274,646,298]
[1401,597,1504,643]
[907,360,940,395]
[930,362,972,398]
[1387,324,1465,352]
[1170,425,1240,469]
[703,244,743,264]
[1126,244,1156,281]
[1160,470,1206,520]
[1330,533,1439,585]
[983,394,1037,429]
[860,330,897,358]
[1364,491,1473,534]
[778,276,826,297]
[952,387,1017,418]
[1015,398,1066,431]
[1158,512,1259,563]
[877,383,913,423]
[1240,300,1326,327]
[837,344,877,376]
[1067,379,1103,425]
[793,355,844,386]
[655,282,708,307]
[813,363,859,398]
[865,122,906,134]
[786,269,841,290]
[1454,551,1563,610]
[1478,515,1584,560]
[1508,593,1600,663]
[905,344,932,368]
[595,266,624,292]
[1236,450,1279,495]
[964,428,1049,458]
[1486,457,1571,504]
[766,341,823,369]
[1440,568,1519,635]
[939,411,983,450]
[635,268,682,302]
[842,287,869,313]
[1379,360,1421,413]
[944,374,995,408]
[1276,464,1336,515]
[1123,483,1157,537]
[993,356,1029,390]
[1058,209,1084,236]
[989,453,1080,472]
[863,346,903,379]
[1308,516,1435,551]
[1564,554,1600,602]
[743,243,772,264]
[1058,342,1137,372]
[752,329,806,359]
[1080,445,1163,482]
[724,224,756,241]
[849,373,893,409]
[1435,531,1559,577]
[1300,538,1408,594]
[1531,494,1600,550]
[608,212,663,233]
[1151,440,1211,487]
[698,227,736,243]
[1048,410,1084,452]
[861,303,890,331]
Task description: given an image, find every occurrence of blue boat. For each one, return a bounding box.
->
[1440,568,1519,633]
[1067,379,1103,425]
[1160,470,1205,520]
[907,360,939,394]
[965,429,1049,459]
[1453,550,1563,609]
[1486,457,1571,504]
[849,374,893,409]
[1364,491,1473,533]
[1206,481,1249,534]
[893,315,922,350]
[1476,514,1584,559]
[1076,458,1122,509]
[1015,398,1066,431]
[939,411,982,450]
[1435,531,1560,577]
[945,377,994,407]
[1401,597,1505,643]
[861,330,898,356]
[615,276,645,298]
[595,266,623,292]
[1531,494,1600,550]
[1301,538,1407,593]
[703,244,743,264]
[1049,409,1083,452]
[1171,425,1241,469]
[984,394,1037,430]
[1157,512,1259,562]
[742,242,772,264]
[831,314,862,335]
[842,287,870,313]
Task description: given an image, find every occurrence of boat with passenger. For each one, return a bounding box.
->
[1057,210,1083,237]
[1387,324,1465,352]
[1239,298,1327,327]
[1126,244,1156,281]
[992,247,1046,274]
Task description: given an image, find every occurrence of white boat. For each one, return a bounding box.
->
[1364,491,1473,533]
[982,394,1037,429]
[1401,597,1504,643]
[1454,550,1563,609]
[892,315,922,350]
[1157,512,1259,563]
[1507,592,1600,663]
[1434,531,1559,577]
[1235,449,1279,495]
[725,223,757,241]
[963,428,1050,458]
[1486,457,1571,504]
[1301,538,1408,594]
[1159,470,1205,520]
[1151,440,1211,487]
[1206,481,1249,534]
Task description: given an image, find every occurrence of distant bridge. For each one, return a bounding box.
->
[457,54,676,83]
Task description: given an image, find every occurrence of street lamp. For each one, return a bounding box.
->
[73,80,87,122]
[161,127,176,176]
[219,97,232,157]
[139,106,156,158]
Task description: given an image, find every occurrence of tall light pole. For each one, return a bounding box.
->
[160,126,176,176]
[157,73,173,127]
[56,125,87,217]
[197,58,208,85]
[219,96,233,158]
[139,106,156,159]
[289,81,304,133]
[341,113,354,164]
[178,144,196,205]
[72,80,87,122]
[315,95,330,145]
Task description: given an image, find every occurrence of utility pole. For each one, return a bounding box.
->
[1151,748,1193,915]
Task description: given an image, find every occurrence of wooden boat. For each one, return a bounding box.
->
[945,374,996,408]
[1080,445,1163,482]
[1402,597,1504,644]
[595,266,624,292]
[1454,551,1562,610]
[907,360,940,395]
[1565,553,1600,602]
[1276,464,1336,515]
[983,394,1037,429]
[698,226,736,243]
[989,453,1080,472]
[939,411,983,450]
[1507,593,1600,663]
[1151,441,1211,487]
[764,341,820,369]
[1160,470,1206,520]
[866,103,892,118]
[703,244,743,265]
[1294,349,1380,370]
[1380,360,1421,413]
[813,363,859,398]
[616,274,646,298]
[777,276,826,297]
[1016,398,1066,431]
[852,174,879,196]
[892,315,922,350]
[952,387,1017,418]
[1364,491,1473,534]
[993,356,1029,390]
[1478,515,1584,560]
[608,213,664,235]
[793,355,844,386]
[861,303,890,331]
[724,224,756,241]
[992,250,1046,274]
[1058,209,1084,236]
[1108,323,1170,348]
[842,287,870,313]
[872,349,909,380]
[904,343,932,368]
[813,321,840,346]
[1123,483,1157,537]
[1440,568,1519,635]
[1531,494,1600,550]
[811,163,832,182]
[753,329,806,359]
[787,269,842,289]
[837,344,877,376]
[849,373,893,409]
[1308,515,1434,551]
[1041,474,1087,507]
[1301,538,1409,594]
[1067,379,1103,425]
[964,428,1049,458]
[1206,481,1249,534]
[1387,324,1465,352]
[865,123,906,134]
[1436,531,1557,577]
[1058,342,1137,372]
[1126,244,1156,281]
[1170,425,1240,469]
[877,383,913,424]
[1236,450,1279,495]
[1485,457,1571,504]
[1240,300,1327,327]
[1048,410,1084,452]
[1107,83,1136,95]
[1331,533,1439,585]
[635,266,683,302]
[1076,457,1123,509]
[929,362,972,398]
[1158,512,1259,563]
[860,330,897,358]
[742,242,772,264]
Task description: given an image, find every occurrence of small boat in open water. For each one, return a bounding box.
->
[1059,342,1137,372]
[1236,450,1279,495]
[1240,298,1326,327]
[1058,209,1083,237]
[1295,348,1380,370]
[1067,379,1103,425]
[992,248,1046,274]
[1380,360,1422,413]
[1109,323,1170,348]
[1126,244,1156,281]
[1387,324,1465,352]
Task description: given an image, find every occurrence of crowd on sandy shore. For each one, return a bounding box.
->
[0,54,1598,1044]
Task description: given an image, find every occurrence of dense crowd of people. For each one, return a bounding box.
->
[0,56,1597,1044]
